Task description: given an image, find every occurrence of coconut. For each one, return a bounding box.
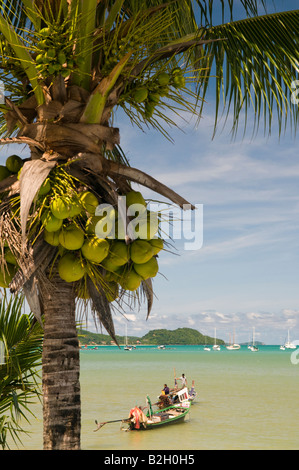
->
[58,253,85,282]
[126,190,146,209]
[133,87,148,103]
[149,238,164,255]
[38,178,51,196]
[108,241,129,266]
[51,197,72,219]
[42,212,63,232]
[134,256,159,280]
[44,229,60,246]
[79,191,99,215]
[68,200,83,218]
[58,224,84,250]
[101,257,122,273]
[0,263,16,288]
[119,269,142,291]
[134,211,159,240]
[81,237,109,263]
[157,72,170,86]
[0,165,11,181]
[6,155,23,173]
[86,216,103,235]
[130,240,154,264]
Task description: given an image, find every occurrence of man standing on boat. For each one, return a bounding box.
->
[176,373,187,388]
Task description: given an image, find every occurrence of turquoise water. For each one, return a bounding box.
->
[8,345,299,450]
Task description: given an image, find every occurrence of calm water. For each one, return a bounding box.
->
[8,345,299,450]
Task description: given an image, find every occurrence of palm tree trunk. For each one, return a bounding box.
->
[39,272,81,450]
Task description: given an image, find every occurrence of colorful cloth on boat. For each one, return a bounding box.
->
[128,407,147,429]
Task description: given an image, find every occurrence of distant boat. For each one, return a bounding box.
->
[158,345,165,350]
[204,336,211,351]
[226,330,241,350]
[124,324,132,351]
[213,328,221,351]
[284,329,296,349]
[248,327,259,352]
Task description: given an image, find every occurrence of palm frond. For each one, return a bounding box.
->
[197,9,299,137]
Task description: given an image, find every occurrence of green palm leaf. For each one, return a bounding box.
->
[197,9,299,136]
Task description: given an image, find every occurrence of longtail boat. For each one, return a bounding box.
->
[94,388,191,432]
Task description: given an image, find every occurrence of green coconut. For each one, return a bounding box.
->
[108,241,129,266]
[58,224,84,250]
[86,216,103,235]
[58,253,85,282]
[119,269,142,291]
[0,165,11,181]
[68,200,83,218]
[134,256,159,280]
[51,197,72,219]
[6,155,23,173]
[134,212,159,240]
[130,240,154,264]
[79,191,99,215]
[157,72,170,86]
[44,229,60,246]
[38,178,51,196]
[133,87,148,103]
[149,238,164,255]
[101,257,122,273]
[42,212,63,232]
[0,263,16,288]
[81,237,109,263]
[125,190,146,209]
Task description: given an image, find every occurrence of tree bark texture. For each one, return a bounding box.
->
[39,271,81,450]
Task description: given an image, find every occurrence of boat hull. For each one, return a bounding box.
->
[130,403,190,431]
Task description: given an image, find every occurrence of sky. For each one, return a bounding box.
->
[1,0,298,345]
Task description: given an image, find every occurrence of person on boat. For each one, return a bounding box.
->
[163,384,170,395]
[176,373,187,387]
[128,406,147,430]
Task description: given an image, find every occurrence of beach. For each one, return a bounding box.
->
[8,345,299,450]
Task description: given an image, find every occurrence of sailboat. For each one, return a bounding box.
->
[124,324,132,351]
[203,336,211,351]
[248,327,259,352]
[213,328,221,351]
[226,330,241,350]
[284,329,296,349]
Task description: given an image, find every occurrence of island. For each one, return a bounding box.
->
[78,327,226,346]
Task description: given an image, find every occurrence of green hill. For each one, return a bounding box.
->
[78,327,224,346]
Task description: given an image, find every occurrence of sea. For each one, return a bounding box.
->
[7,344,299,451]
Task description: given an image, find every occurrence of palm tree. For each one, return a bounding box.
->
[0,0,297,450]
[0,293,43,449]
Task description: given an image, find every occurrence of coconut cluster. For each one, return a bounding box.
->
[0,159,164,302]
[125,67,186,118]
[35,26,83,78]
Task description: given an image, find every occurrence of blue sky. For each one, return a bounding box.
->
[1,0,298,345]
